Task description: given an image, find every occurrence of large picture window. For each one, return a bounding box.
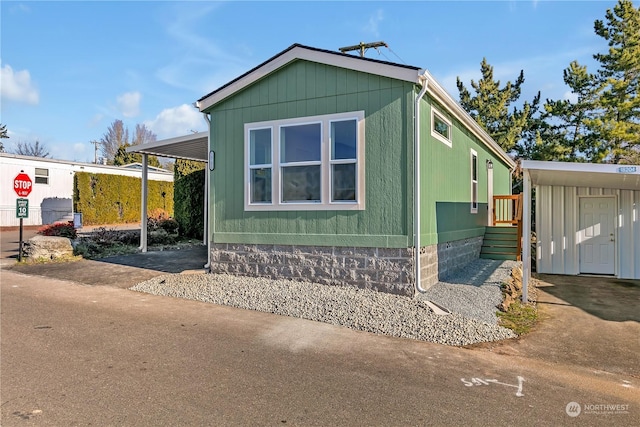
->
[245,111,365,211]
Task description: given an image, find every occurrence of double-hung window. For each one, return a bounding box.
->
[245,111,365,211]
[35,168,49,185]
[248,128,272,204]
[470,149,478,213]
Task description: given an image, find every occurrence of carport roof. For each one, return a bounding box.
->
[522,160,640,191]
[126,132,208,162]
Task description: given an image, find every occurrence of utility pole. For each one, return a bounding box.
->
[90,140,99,163]
[339,41,388,58]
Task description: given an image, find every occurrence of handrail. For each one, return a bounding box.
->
[492,194,523,261]
[493,194,522,225]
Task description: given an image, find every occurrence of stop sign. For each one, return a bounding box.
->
[14,173,33,197]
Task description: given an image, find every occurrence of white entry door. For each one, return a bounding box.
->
[579,197,616,275]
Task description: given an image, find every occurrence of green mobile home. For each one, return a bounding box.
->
[136,44,515,296]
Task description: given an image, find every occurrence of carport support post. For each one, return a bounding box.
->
[522,169,531,303]
[139,154,148,253]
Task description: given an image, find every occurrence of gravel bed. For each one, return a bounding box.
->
[418,259,517,325]
[130,266,517,346]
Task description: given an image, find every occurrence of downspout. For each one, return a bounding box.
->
[414,73,429,293]
[202,110,212,270]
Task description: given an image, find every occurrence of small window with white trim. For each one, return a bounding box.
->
[432,107,452,147]
[35,168,49,185]
[245,111,365,211]
[470,149,478,213]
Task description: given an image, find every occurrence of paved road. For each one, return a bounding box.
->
[1,269,638,426]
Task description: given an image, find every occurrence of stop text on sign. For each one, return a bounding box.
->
[15,180,32,190]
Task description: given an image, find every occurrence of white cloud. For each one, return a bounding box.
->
[0,63,39,104]
[144,104,206,139]
[73,142,87,154]
[155,4,253,94]
[363,9,384,37]
[116,91,141,118]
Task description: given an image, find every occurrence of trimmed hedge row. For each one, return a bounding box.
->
[174,161,205,239]
[74,172,174,225]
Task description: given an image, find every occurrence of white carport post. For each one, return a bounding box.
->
[522,168,531,303]
[139,153,148,253]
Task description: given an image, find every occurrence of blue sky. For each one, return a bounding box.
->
[0,0,626,163]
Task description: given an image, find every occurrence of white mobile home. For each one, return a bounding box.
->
[521,160,640,293]
[0,153,173,227]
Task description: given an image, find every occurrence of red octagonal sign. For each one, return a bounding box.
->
[14,173,33,197]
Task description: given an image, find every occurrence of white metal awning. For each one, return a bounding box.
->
[523,160,640,191]
[520,160,640,303]
[126,131,210,260]
[126,132,208,162]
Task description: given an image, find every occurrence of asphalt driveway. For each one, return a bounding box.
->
[2,226,639,387]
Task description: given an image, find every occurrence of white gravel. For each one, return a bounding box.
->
[130,260,517,346]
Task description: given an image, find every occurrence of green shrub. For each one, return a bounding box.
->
[159,218,179,234]
[74,172,174,225]
[38,221,77,239]
[174,163,205,239]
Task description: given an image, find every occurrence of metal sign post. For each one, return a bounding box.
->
[16,198,29,262]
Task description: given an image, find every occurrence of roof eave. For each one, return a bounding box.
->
[422,69,516,169]
[196,44,422,112]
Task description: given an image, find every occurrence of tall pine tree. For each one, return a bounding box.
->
[589,0,640,163]
[534,61,602,162]
[456,58,540,153]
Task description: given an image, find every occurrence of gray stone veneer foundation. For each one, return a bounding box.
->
[209,236,484,297]
[419,236,484,290]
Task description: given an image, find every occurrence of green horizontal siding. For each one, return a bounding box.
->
[207,60,415,248]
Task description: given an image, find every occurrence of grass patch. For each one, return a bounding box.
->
[497,301,538,335]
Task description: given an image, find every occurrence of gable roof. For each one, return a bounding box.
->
[196,43,514,168]
[196,43,422,111]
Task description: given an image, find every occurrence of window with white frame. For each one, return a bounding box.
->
[470,149,478,213]
[35,168,49,185]
[245,111,365,211]
[431,107,452,147]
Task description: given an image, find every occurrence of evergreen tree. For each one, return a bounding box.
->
[0,123,8,152]
[589,0,640,163]
[532,61,602,162]
[456,58,540,153]
[113,142,161,167]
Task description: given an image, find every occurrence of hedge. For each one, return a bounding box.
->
[173,160,205,239]
[74,172,174,225]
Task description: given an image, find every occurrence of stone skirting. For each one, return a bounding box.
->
[419,236,484,290]
[209,236,483,297]
[210,243,415,296]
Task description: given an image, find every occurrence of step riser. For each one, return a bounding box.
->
[480,253,518,261]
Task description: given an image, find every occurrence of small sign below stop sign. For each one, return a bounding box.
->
[14,173,33,197]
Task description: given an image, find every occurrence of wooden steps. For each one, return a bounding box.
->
[480,226,520,261]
